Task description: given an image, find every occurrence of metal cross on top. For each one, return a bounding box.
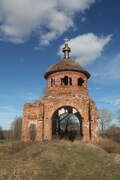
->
[63,38,71,59]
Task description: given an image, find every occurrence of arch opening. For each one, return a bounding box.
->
[78,78,84,86]
[61,76,72,86]
[52,106,83,141]
[29,123,36,142]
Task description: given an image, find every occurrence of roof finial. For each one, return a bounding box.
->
[63,38,71,59]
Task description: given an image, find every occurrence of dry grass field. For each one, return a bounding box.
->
[0,140,120,180]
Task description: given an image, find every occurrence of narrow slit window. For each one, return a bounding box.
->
[53,79,55,86]
[61,78,63,85]
[69,78,72,85]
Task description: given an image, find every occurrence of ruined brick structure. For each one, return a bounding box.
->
[22,41,99,143]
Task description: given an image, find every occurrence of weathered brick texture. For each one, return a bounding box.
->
[22,57,99,143]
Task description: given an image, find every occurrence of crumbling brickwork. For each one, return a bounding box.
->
[22,43,99,143]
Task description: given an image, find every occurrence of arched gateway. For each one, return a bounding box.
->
[22,41,99,143]
[52,106,83,140]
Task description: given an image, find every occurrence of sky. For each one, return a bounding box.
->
[0,0,120,129]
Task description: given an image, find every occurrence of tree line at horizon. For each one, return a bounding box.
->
[0,108,120,142]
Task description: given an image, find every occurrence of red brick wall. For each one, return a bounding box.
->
[46,71,88,96]
[22,70,99,143]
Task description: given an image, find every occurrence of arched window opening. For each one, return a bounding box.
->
[61,76,72,86]
[78,78,84,86]
[29,124,36,141]
[64,76,68,85]
[52,106,83,141]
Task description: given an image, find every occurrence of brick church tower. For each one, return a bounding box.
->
[22,41,99,143]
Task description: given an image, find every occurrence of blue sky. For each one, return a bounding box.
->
[0,0,120,129]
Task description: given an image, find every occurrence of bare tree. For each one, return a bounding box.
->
[3,130,12,140]
[0,126,5,140]
[117,109,120,124]
[11,117,22,140]
[98,108,112,133]
[102,125,120,143]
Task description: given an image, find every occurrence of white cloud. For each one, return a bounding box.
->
[115,99,120,106]
[94,98,120,107]
[0,0,95,44]
[0,106,10,110]
[0,106,16,111]
[59,0,95,13]
[59,33,112,65]
[25,93,39,101]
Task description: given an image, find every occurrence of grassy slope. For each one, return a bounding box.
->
[0,140,120,180]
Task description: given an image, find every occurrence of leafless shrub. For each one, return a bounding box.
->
[98,138,120,154]
[101,126,120,143]
[11,117,22,140]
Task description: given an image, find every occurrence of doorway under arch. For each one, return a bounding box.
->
[52,106,83,141]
